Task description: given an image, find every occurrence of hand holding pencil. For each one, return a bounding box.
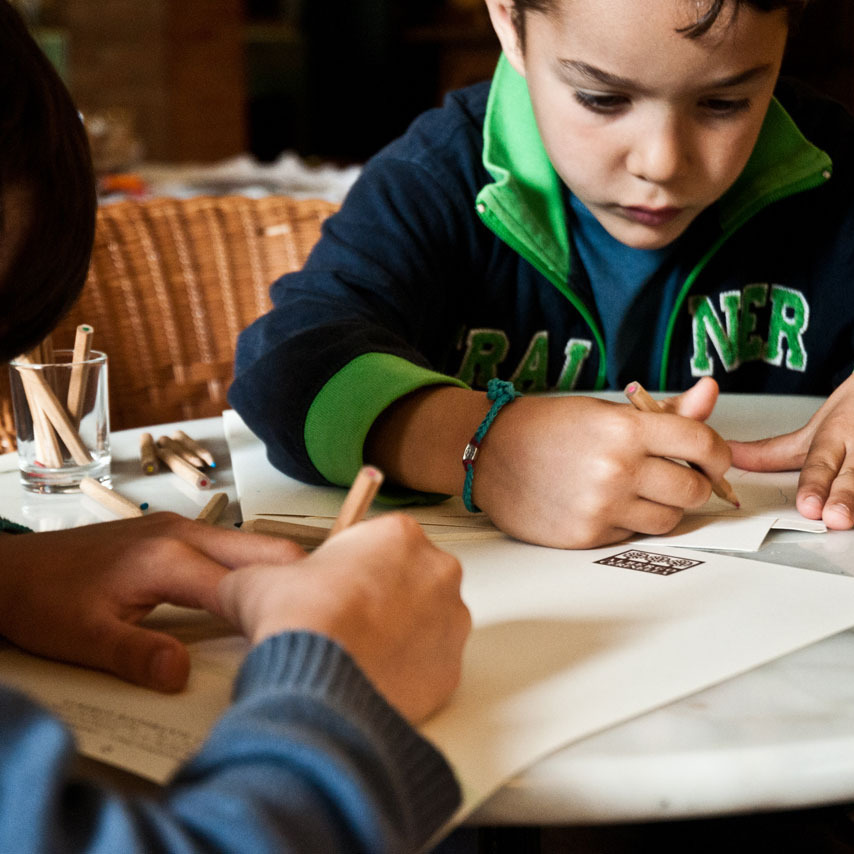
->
[217,464,470,723]
[624,381,739,508]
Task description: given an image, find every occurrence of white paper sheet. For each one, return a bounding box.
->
[5,540,854,835]
[425,540,854,828]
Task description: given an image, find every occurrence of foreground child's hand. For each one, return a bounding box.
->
[729,373,854,530]
[0,513,305,692]
[474,377,731,548]
[217,513,470,724]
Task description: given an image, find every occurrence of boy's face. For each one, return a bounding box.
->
[488,0,788,249]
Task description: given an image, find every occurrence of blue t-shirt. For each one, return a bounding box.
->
[568,193,711,389]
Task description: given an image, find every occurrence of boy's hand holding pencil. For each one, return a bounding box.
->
[428,378,733,550]
[624,381,739,508]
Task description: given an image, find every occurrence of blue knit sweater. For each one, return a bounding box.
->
[0,631,460,852]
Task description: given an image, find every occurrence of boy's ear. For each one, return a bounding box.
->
[484,0,527,76]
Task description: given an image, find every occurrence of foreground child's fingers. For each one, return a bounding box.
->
[73,620,191,693]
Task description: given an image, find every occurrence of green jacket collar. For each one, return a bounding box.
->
[477,54,832,289]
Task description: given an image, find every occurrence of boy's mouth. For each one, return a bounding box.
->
[620,206,682,227]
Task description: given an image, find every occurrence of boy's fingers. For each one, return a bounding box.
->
[728,429,809,472]
[662,377,719,422]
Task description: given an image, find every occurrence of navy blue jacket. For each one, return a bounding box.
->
[231,56,854,490]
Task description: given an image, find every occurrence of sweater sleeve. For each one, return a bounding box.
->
[229,89,492,490]
[0,632,461,854]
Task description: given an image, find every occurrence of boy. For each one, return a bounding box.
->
[231,0,854,549]
[0,2,468,849]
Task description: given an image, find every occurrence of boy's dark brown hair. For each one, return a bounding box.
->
[511,0,812,45]
[0,0,97,362]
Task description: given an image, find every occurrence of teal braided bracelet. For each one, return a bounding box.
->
[462,378,521,513]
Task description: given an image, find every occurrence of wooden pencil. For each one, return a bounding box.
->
[195,491,228,524]
[240,518,329,549]
[66,324,94,427]
[171,430,216,467]
[240,466,384,549]
[18,369,63,467]
[80,476,145,518]
[157,435,205,468]
[155,443,211,489]
[328,465,385,537]
[139,431,159,474]
[17,356,91,465]
[624,381,740,508]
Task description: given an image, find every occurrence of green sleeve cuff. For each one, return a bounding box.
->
[304,353,468,496]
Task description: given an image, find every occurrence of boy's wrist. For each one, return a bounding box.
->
[462,379,523,512]
[365,386,493,496]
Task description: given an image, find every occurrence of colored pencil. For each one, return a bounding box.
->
[240,518,329,549]
[171,430,216,467]
[195,491,228,524]
[139,431,159,474]
[18,355,91,465]
[80,476,145,518]
[155,443,211,489]
[328,465,385,537]
[66,324,94,427]
[157,435,205,469]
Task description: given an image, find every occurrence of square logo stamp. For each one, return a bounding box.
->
[594,549,704,576]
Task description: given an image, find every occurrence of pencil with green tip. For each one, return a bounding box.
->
[624,381,740,509]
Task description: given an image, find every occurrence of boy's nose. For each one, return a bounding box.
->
[626,117,689,184]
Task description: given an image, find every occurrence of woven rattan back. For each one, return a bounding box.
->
[3,195,338,437]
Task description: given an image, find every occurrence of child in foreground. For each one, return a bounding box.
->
[0,2,469,849]
[232,0,854,549]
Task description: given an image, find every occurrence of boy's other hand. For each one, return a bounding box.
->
[729,373,854,530]
[0,513,305,692]
[217,513,471,724]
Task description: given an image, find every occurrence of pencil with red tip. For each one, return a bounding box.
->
[624,381,740,508]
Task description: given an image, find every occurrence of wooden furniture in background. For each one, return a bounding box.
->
[1,196,338,438]
[62,0,247,162]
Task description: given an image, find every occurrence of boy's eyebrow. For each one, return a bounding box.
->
[558,59,776,91]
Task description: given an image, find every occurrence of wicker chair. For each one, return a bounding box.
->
[2,195,338,440]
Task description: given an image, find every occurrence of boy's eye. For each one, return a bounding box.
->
[573,90,629,113]
[700,97,751,116]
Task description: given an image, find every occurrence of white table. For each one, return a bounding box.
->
[3,401,854,827]
[0,417,240,534]
[474,393,854,826]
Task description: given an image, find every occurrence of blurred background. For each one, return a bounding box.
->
[14,1,854,178]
